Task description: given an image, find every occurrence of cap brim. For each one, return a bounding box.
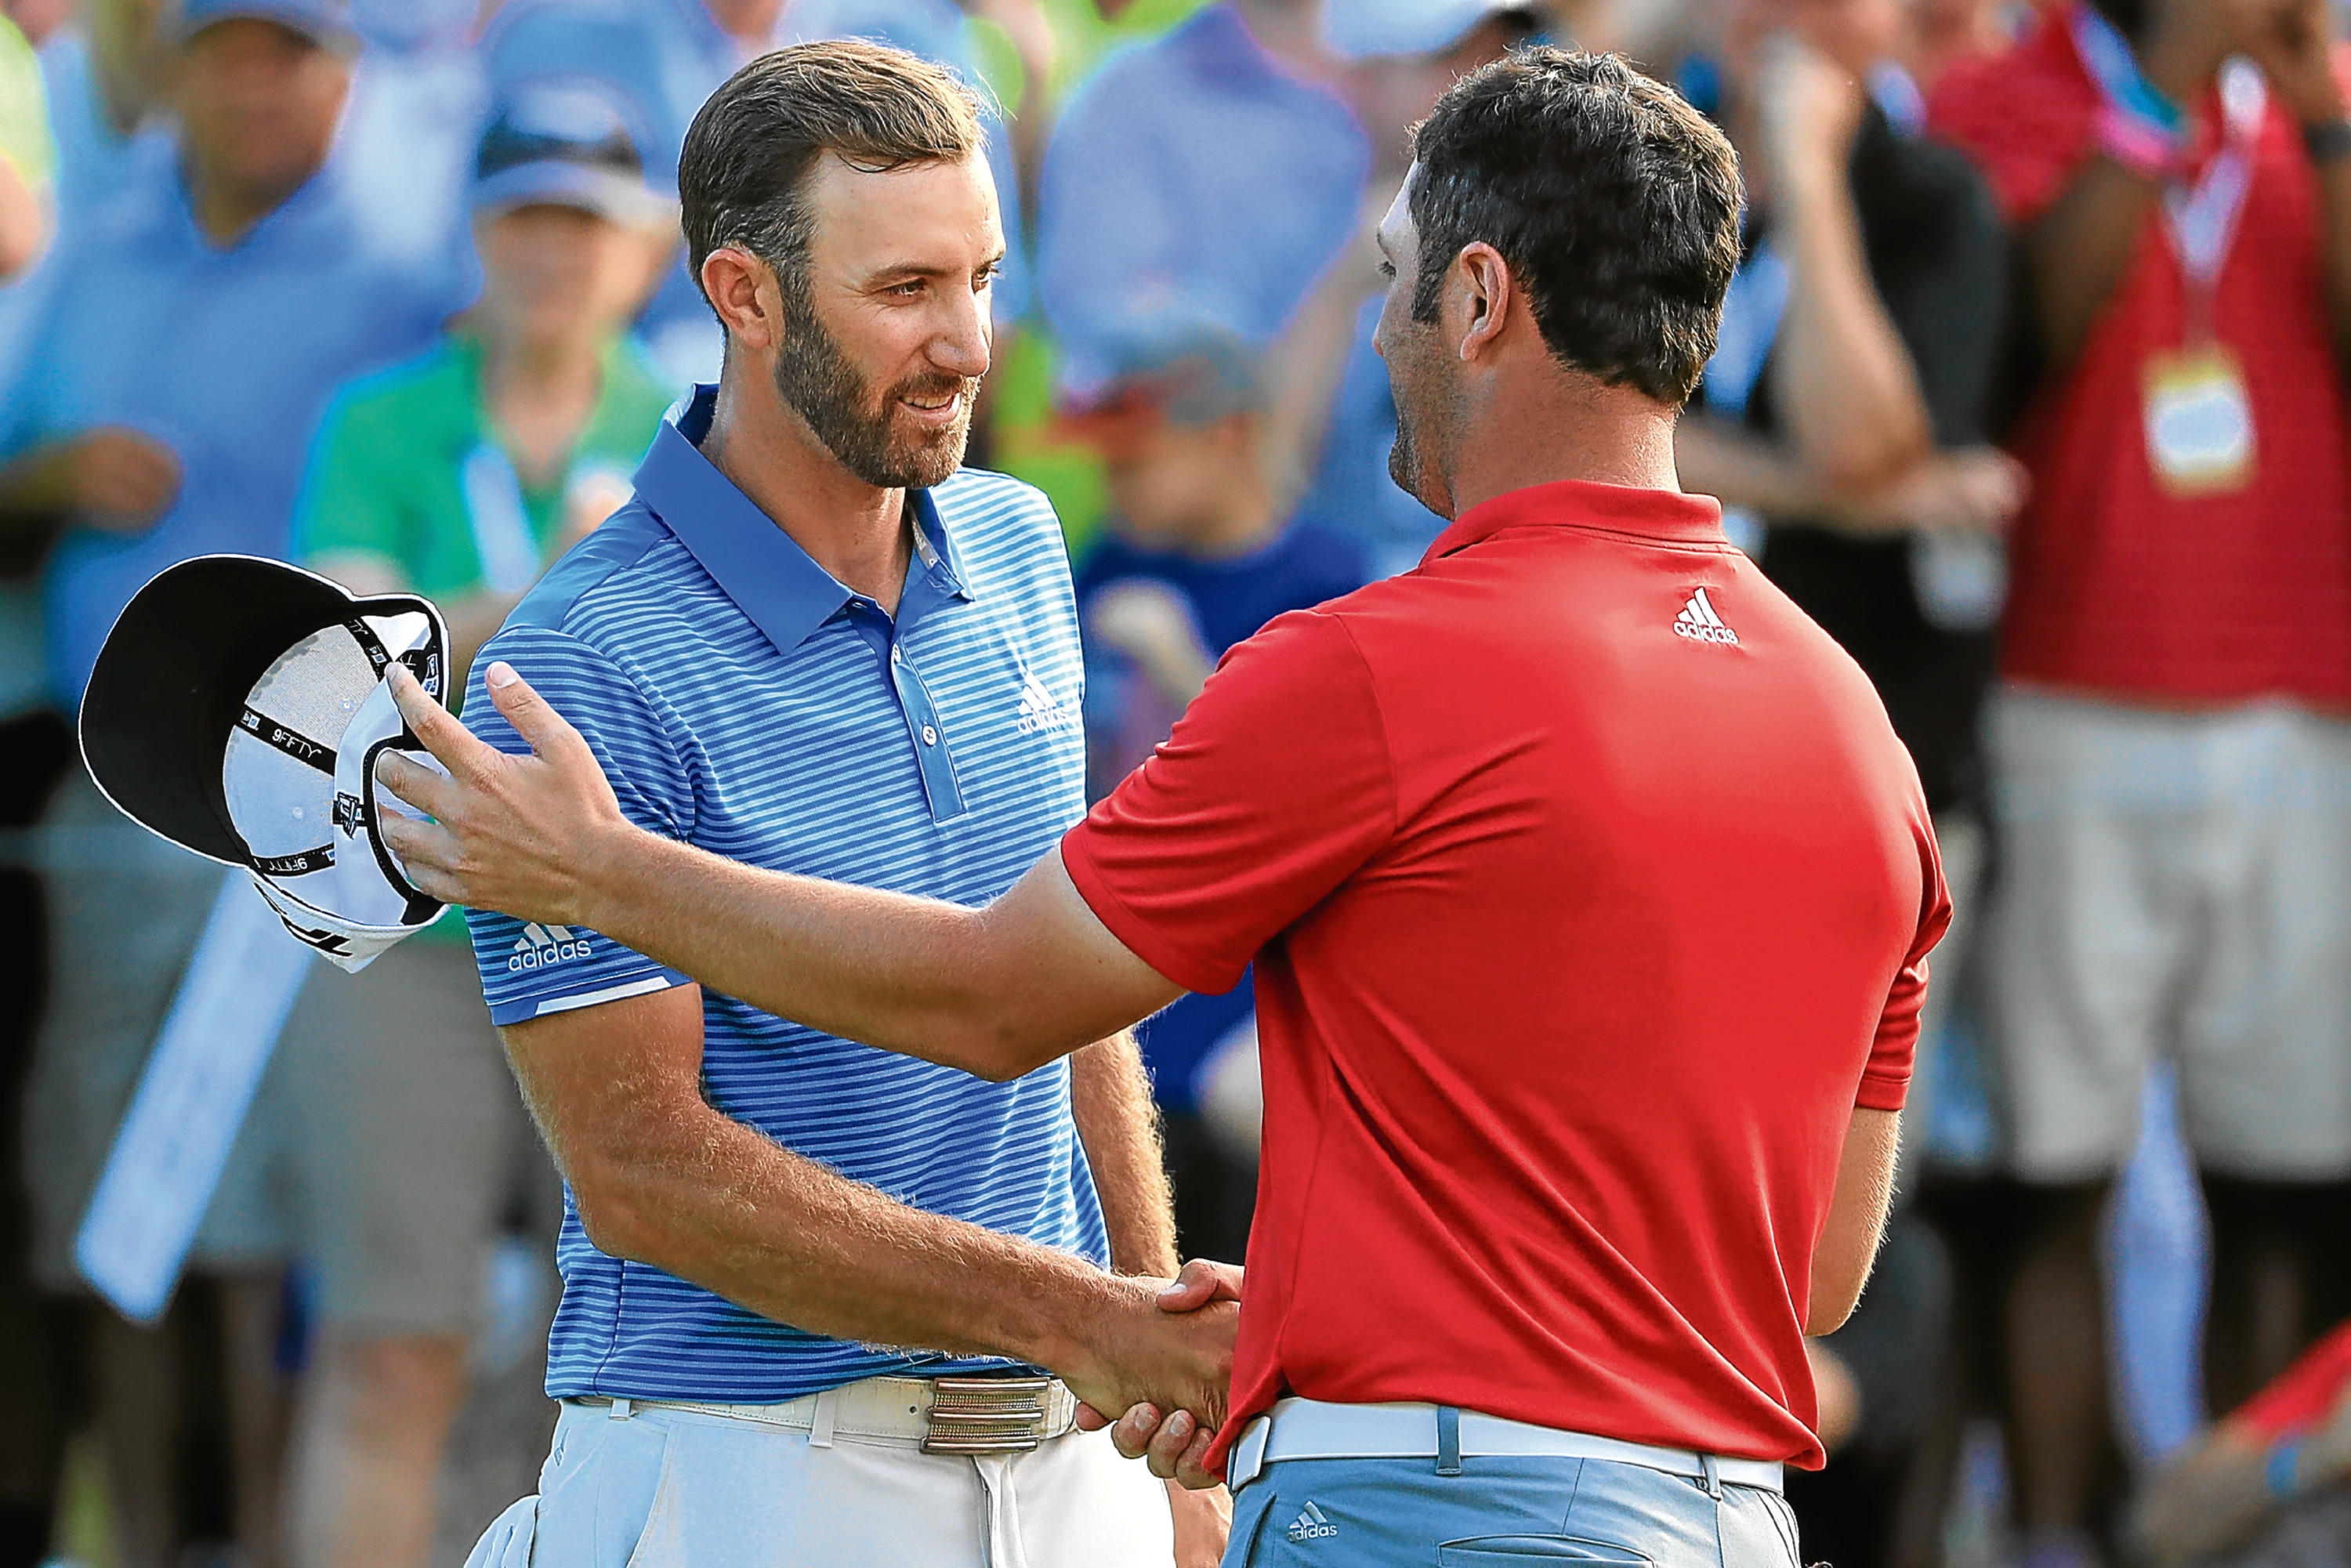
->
[473,162,676,229]
[181,5,362,53]
[1323,0,1528,59]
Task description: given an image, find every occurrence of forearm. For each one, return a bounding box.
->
[1675,415,1830,518]
[1807,1107,1900,1334]
[580,834,1133,1079]
[1771,159,1934,489]
[2027,141,2169,370]
[2131,1430,2280,1565]
[557,1079,1145,1370]
[1072,1034,1179,1276]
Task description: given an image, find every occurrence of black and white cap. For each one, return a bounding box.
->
[79,556,453,973]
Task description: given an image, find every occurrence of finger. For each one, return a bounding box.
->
[1158,1258,1244,1311]
[1073,1403,1110,1432]
[388,664,498,784]
[373,812,467,903]
[1145,1408,1197,1479]
[374,748,458,820]
[481,661,591,766]
[1111,1403,1162,1461]
[1175,1427,1221,1490]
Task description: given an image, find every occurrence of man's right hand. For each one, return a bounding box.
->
[1058,1265,1239,1462]
[1071,1260,1243,1490]
[0,428,181,530]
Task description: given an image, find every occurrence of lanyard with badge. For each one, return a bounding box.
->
[2074,3,2266,497]
[463,443,636,596]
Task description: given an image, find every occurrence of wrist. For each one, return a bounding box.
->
[579,818,667,935]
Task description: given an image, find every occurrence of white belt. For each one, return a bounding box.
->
[576,1373,1078,1454]
[1227,1399,1784,1495]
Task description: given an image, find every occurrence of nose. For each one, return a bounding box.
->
[931,288,991,382]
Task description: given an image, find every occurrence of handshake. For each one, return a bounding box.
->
[1062,1258,1244,1491]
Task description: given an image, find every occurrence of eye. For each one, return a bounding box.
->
[886,278,926,299]
[974,264,999,292]
[1378,259,1396,278]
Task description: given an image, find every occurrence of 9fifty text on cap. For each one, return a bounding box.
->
[80,556,451,973]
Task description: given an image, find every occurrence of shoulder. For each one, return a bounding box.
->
[501,504,689,643]
[1925,20,2095,218]
[317,339,464,433]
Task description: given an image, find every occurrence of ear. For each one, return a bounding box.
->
[1450,242,1514,364]
[701,247,784,353]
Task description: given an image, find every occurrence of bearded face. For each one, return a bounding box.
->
[773,281,978,491]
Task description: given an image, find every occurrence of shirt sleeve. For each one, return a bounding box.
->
[462,624,697,1025]
[2232,1319,2351,1440]
[1856,817,1954,1112]
[1060,607,1393,997]
[292,387,408,571]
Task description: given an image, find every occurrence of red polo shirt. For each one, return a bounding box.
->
[1062,480,1948,1471]
[1927,16,2351,707]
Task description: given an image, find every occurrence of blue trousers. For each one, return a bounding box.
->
[1225,1451,1802,1567]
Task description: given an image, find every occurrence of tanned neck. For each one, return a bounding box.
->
[705,364,912,613]
[1440,373,1683,520]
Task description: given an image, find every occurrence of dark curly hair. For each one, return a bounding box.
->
[1409,49,1742,405]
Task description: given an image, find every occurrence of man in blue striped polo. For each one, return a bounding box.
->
[447,40,1233,1568]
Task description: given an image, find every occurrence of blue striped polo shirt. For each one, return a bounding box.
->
[462,385,1108,1401]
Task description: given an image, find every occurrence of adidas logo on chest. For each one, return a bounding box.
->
[1015,666,1077,735]
[1673,587,1740,646]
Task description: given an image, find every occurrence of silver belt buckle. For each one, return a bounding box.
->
[921,1375,1053,1455]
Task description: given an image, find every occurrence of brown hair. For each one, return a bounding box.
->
[1409,49,1741,406]
[678,38,985,306]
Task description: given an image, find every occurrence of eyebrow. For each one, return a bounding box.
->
[870,249,1009,283]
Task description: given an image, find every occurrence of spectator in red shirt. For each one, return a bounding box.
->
[1930,0,2351,1561]
[378,49,1949,1565]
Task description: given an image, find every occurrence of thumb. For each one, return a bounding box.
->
[482,661,585,765]
[1158,1258,1244,1313]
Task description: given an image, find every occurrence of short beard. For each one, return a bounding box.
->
[773,281,976,490]
[1385,324,1456,516]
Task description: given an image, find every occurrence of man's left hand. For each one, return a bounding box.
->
[371,660,631,929]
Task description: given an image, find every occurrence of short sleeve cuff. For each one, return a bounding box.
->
[1855,1068,1911,1114]
[485,966,693,1026]
[1059,833,1240,998]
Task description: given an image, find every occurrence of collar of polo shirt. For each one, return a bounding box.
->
[630,386,976,656]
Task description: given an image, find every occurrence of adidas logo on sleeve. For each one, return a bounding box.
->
[1287,1501,1339,1542]
[507,922,590,972]
[1672,587,1740,646]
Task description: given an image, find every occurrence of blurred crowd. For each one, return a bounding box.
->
[2,0,2351,1563]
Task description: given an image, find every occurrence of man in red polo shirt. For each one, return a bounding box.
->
[1931,1,2351,1560]
[375,49,1948,1566]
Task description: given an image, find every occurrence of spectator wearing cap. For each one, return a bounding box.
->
[1063,325,1364,1266]
[267,81,679,1568]
[1034,0,1537,577]
[0,1,461,1561]
[1930,0,2351,1559]
[480,0,1034,387]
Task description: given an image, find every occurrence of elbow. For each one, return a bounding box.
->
[1803,1261,1870,1336]
[567,1154,665,1265]
[954,1013,1070,1084]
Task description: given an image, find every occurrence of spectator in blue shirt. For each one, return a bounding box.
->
[0,2,460,1562]
[1065,324,1365,1267]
